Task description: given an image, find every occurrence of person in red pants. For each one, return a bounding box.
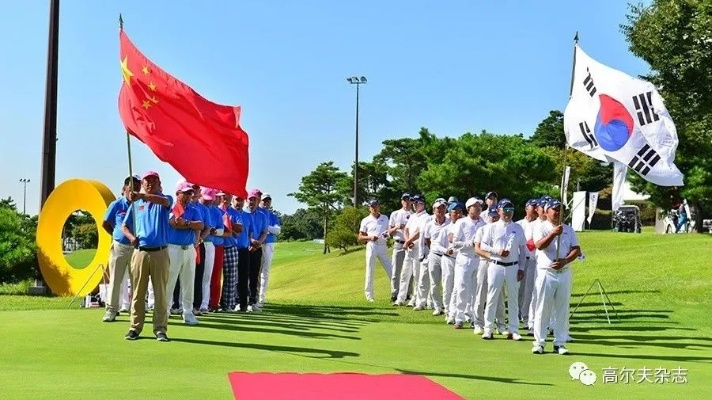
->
[207,190,226,311]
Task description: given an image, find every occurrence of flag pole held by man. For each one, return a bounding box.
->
[117,23,250,199]
[563,44,684,187]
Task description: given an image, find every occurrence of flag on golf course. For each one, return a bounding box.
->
[117,28,250,199]
[563,45,684,186]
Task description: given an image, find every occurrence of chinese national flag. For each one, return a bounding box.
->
[118,29,249,199]
[172,202,185,218]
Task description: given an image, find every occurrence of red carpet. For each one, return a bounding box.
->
[228,372,464,400]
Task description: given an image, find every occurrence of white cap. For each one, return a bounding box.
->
[432,200,447,209]
[262,193,272,200]
[465,197,484,209]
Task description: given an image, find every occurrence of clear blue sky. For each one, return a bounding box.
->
[0,0,651,216]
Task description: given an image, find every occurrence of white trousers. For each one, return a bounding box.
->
[105,241,133,313]
[520,258,537,327]
[484,263,520,334]
[396,247,420,303]
[441,253,456,315]
[450,254,478,323]
[474,258,505,329]
[120,276,131,310]
[166,244,197,314]
[390,242,406,296]
[533,268,573,347]
[259,242,275,303]
[200,242,216,309]
[421,252,444,309]
[364,242,392,300]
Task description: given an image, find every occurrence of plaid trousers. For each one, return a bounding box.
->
[221,246,239,310]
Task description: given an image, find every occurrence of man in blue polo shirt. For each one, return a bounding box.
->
[165,181,205,325]
[101,175,140,322]
[258,193,281,307]
[195,187,216,314]
[247,189,269,311]
[121,170,173,342]
[232,194,253,312]
[219,192,243,312]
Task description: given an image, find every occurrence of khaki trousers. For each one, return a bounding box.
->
[129,248,169,335]
[105,241,134,313]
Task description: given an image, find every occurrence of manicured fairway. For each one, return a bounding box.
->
[1,232,710,399]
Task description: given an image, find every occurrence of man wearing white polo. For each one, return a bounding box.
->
[388,193,412,302]
[165,181,205,325]
[394,195,429,306]
[448,197,486,328]
[358,199,393,302]
[420,199,450,314]
[259,193,281,306]
[476,199,528,341]
[532,199,580,355]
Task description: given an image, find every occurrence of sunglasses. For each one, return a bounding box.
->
[502,207,515,214]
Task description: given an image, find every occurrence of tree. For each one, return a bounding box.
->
[280,208,323,241]
[622,1,712,216]
[71,223,98,249]
[289,161,349,253]
[326,206,369,253]
[0,206,37,283]
[530,110,566,149]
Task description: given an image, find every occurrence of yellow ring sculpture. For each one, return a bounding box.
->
[36,179,116,296]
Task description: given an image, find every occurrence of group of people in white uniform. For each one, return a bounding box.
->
[359,192,581,355]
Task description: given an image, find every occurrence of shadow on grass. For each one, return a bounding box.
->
[264,303,401,322]
[571,289,661,297]
[170,337,359,359]
[189,319,361,340]
[203,314,361,333]
[396,369,554,386]
[570,334,712,351]
[572,351,712,364]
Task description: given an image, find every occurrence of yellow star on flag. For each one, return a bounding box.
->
[121,56,133,85]
[148,82,157,91]
[142,100,152,110]
[142,66,150,75]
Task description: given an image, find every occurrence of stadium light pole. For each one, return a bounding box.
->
[40,0,60,211]
[19,179,31,215]
[347,76,367,207]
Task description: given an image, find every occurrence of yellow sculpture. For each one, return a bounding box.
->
[36,179,116,296]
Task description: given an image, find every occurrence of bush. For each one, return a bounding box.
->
[326,206,369,253]
[0,207,38,284]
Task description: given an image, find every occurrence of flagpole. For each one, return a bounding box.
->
[556,32,578,260]
[120,14,139,244]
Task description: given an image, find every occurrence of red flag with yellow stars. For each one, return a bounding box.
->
[118,29,249,199]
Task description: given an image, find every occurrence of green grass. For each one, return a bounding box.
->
[1,232,711,399]
[64,248,97,269]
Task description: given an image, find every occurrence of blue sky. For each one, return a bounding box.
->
[0,0,651,216]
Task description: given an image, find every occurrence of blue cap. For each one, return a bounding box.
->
[447,202,464,212]
[487,205,499,218]
[411,194,425,203]
[447,196,459,203]
[485,191,498,199]
[401,192,411,199]
[526,198,538,207]
[544,199,562,211]
[368,199,379,207]
[497,198,515,209]
[537,195,552,208]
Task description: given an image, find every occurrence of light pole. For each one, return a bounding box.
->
[347,76,367,207]
[19,179,30,215]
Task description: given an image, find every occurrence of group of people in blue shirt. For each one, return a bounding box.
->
[101,171,281,342]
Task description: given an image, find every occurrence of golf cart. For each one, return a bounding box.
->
[661,199,697,233]
[613,205,642,233]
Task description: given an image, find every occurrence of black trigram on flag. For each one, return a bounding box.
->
[628,144,661,176]
[578,121,598,149]
[632,91,660,126]
[583,67,597,97]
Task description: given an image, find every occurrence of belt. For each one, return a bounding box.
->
[432,251,454,259]
[138,246,167,252]
[491,260,518,267]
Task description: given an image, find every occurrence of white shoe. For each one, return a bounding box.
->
[446,317,455,325]
[413,305,424,311]
[366,298,375,303]
[183,312,199,325]
[532,345,544,354]
[246,305,254,313]
[481,330,494,340]
[251,303,262,311]
[508,332,522,341]
[554,345,570,355]
[432,308,443,316]
[473,327,483,335]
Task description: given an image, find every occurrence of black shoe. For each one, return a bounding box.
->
[124,330,139,340]
[156,332,169,342]
[390,295,397,302]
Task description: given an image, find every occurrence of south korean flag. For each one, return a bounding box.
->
[564,45,684,186]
